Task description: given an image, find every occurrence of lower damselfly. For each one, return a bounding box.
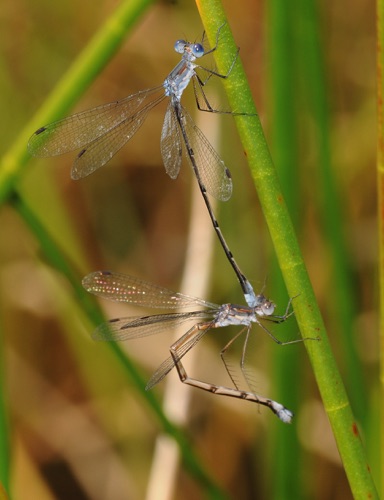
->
[83,270,310,423]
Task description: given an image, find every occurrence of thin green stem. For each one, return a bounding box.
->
[296,0,367,426]
[0,2,230,494]
[0,2,153,495]
[0,0,154,205]
[266,0,302,497]
[0,327,10,497]
[196,0,378,497]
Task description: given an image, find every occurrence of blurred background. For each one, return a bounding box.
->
[0,0,377,498]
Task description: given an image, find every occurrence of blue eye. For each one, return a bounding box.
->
[191,43,204,58]
[174,40,186,54]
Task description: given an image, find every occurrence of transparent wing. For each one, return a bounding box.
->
[27,85,164,158]
[219,325,261,393]
[92,311,211,341]
[160,101,183,180]
[241,329,264,394]
[178,104,233,201]
[146,322,214,389]
[71,94,164,179]
[82,270,218,310]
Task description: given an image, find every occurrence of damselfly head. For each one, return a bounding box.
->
[255,295,276,317]
[174,39,205,59]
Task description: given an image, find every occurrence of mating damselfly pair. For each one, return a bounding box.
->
[28,24,309,422]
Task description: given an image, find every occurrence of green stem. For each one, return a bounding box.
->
[0,328,10,496]
[295,0,367,426]
[0,0,154,205]
[0,3,151,450]
[266,0,303,497]
[196,0,379,497]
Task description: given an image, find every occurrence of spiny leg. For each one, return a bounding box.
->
[219,327,249,390]
[200,22,228,57]
[268,295,297,323]
[220,326,261,395]
[192,48,242,115]
[261,296,320,343]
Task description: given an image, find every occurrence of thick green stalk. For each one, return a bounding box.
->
[0,0,154,205]
[195,0,378,497]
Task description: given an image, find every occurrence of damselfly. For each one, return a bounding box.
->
[83,270,308,423]
[28,24,257,306]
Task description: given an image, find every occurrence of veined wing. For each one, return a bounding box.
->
[28,86,164,158]
[92,311,211,341]
[71,93,164,178]
[178,104,233,201]
[82,270,218,310]
[160,101,183,180]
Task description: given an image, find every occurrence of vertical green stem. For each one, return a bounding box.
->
[195,0,379,497]
[0,326,10,497]
[295,0,367,425]
[266,0,302,497]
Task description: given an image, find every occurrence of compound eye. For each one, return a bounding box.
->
[261,300,275,316]
[191,43,204,57]
[174,40,186,54]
